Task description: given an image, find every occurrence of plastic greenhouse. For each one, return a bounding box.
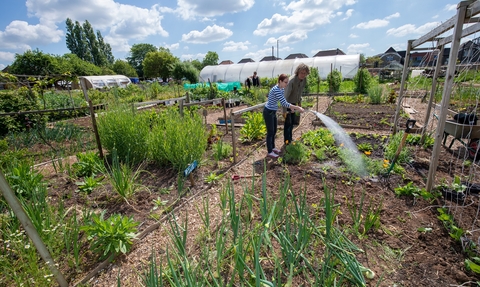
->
[199,54,360,83]
[77,75,131,89]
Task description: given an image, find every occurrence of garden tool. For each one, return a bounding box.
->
[231,174,260,181]
[385,119,416,176]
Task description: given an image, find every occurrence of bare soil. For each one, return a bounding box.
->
[37,96,480,286]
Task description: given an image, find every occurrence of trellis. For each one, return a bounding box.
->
[394,0,480,191]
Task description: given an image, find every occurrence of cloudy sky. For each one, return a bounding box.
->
[0,0,460,70]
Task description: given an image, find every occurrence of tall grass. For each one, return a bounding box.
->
[97,103,150,165]
[149,108,208,171]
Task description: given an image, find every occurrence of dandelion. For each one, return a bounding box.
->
[383,159,389,163]
[383,163,388,168]
[364,151,371,155]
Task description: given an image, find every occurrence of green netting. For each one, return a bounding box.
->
[184,82,241,92]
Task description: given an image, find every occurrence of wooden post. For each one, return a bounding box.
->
[427,2,468,192]
[179,98,184,117]
[222,98,229,134]
[80,77,104,160]
[393,40,413,134]
[0,171,68,287]
[421,45,445,143]
[230,109,236,163]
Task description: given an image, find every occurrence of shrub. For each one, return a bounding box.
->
[367,86,383,104]
[212,140,233,161]
[326,70,342,93]
[353,68,372,94]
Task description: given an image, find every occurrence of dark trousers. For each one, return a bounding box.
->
[263,107,277,153]
[284,112,295,144]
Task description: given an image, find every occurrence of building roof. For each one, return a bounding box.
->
[219,60,234,65]
[238,58,255,64]
[284,53,308,60]
[313,49,346,57]
[260,56,281,62]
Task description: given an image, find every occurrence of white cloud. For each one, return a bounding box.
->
[346,43,370,54]
[0,20,63,50]
[223,41,250,52]
[342,9,354,20]
[349,34,359,38]
[445,4,457,11]
[354,19,389,29]
[0,51,15,62]
[386,22,440,37]
[165,43,180,50]
[385,13,400,20]
[265,32,308,46]
[254,0,356,36]
[23,0,168,53]
[182,25,233,44]
[175,0,254,20]
[353,13,399,29]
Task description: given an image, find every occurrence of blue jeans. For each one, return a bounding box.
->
[263,107,277,153]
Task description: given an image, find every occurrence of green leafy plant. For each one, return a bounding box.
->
[212,140,232,161]
[76,176,104,194]
[72,151,105,177]
[283,141,310,164]
[326,69,342,93]
[353,67,372,94]
[357,142,373,153]
[81,211,138,259]
[239,111,266,142]
[301,128,335,149]
[205,172,223,184]
[106,152,146,200]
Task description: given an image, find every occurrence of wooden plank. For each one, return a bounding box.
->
[466,0,480,18]
[412,16,457,48]
[438,22,480,46]
[231,103,265,116]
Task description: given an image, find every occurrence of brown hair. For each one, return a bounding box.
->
[278,73,288,83]
[294,63,310,76]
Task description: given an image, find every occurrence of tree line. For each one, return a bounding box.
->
[5,19,221,84]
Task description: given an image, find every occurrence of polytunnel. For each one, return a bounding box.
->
[199,54,360,83]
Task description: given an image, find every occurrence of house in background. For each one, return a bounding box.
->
[219,60,234,65]
[238,58,255,64]
[313,49,346,57]
[284,53,308,60]
[458,38,480,63]
[260,56,281,61]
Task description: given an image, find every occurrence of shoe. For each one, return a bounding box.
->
[272,148,281,154]
[267,152,279,159]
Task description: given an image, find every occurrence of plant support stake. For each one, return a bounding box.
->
[0,171,68,287]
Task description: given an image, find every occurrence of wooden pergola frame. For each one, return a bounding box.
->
[393,0,480,191]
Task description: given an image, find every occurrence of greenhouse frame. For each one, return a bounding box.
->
[199,54,360,83]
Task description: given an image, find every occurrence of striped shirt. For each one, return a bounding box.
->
[265,85,291,111]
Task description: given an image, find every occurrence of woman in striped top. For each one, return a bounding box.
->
[263,74,304,159]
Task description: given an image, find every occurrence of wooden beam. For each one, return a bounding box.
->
[437,22,480,46]
[412,16,457,48]
[465,0,480,19]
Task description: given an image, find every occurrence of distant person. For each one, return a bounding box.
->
[283,63,310,145]
[263,74,304,159]
[245,77,252,89]
[252,71,260,87]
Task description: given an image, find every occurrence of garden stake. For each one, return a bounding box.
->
[385,119,416,176]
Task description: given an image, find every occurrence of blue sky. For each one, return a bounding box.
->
[0,0,460,70]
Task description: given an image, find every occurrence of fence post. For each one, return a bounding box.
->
[230,109,236,163]
[222,98,229,134]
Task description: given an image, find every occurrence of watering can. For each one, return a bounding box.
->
[385,119,416,175]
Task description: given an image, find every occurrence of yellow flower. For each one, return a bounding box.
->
[383,163,388,168]
[340,143,344,147]
[383,159,389,163]
[285,140,289,144]
[364,151,371,155]
[293,142,296,145]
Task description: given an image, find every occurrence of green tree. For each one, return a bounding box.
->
[57,53,106,75]
[112,60,138,77]
[9,49,62,76]
[65,18,114,66]
[366,56,383,68]
[306,67,320,93]
[66,18,91,63]
[353,67,372,94]
[202,51,219,67]
[127,43,157,79]
[143,48,178,81]
[190,59,203,71]
[170,61,198,83]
